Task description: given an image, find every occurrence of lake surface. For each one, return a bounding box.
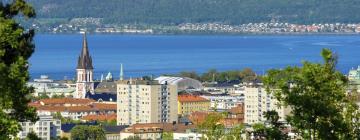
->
[30,34,360,80]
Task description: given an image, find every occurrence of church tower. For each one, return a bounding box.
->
[75,33,94,98]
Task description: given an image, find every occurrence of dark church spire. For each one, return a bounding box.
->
[77,33,93,69]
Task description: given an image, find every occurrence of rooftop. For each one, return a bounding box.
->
[117,79,160,85]
[178,95,209,102]
[39,98,95,105]
[82,114,116,121]
[86,92,117,102]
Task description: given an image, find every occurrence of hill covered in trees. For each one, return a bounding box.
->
[28,0,360,25]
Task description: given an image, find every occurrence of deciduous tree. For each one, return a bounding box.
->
[263,48,360,140]
[70,125,106,140]
[0,0,37,139]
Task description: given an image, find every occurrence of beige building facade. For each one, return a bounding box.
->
[117,79,178,125]
[244,84,290,124]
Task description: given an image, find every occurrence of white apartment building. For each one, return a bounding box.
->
[18,115,61,140]
[117,79,178,125]
[200,95,243,111]
[244,84,290,124]
[27,75,75,97]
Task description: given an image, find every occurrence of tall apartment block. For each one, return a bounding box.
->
[244,84,290,124]
[117,79,178,125]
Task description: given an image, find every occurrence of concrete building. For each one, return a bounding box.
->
[201,95,244,111]
[117,79,178,125]
[75,33,94,98]
[177,95,210,116]
[27,75,75,97]
[243,84,290,124]
[18,115,61,140]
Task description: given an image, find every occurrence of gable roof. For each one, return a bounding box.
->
[103,125,129,134]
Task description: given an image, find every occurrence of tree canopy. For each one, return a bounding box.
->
[0,0,37,138]
[263,48,360,139]
[70,125,106,140]
[174,68,258,83]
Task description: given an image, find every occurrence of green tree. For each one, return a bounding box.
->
[178,71,200,80]
[70,125,88,140]
[26,131,41,140]
[99,119,117,126]
[37,92,50,99]
[240,68,257,83]
[123,136,141,140]
[51,93,65,98]
[0,0,38,139]
[88,126,106,140]
[263,48,360,140]
[70,125,105,140]
[201,69,218,82]
[198,113,225,140]
[263,111,287,140]
[225,124,245,140]
[252,123,266,139]
[161,132,173,140]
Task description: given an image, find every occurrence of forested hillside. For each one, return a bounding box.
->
[27,0,360,24]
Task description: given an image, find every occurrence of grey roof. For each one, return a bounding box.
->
[95,81,117,93]
[77,33,93,69]
[103,125,129,134]
[86,92,117,102]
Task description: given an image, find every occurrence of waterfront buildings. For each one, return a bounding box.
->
[177,95,210,116]
[75,33,94,98]
[18,115,61,140]
[117,79,178,125]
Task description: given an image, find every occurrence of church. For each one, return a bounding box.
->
[74,33,118,102]
[75,33,94,98]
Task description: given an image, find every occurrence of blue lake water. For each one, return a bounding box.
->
[30,34,360,80]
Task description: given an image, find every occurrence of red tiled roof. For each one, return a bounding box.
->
[39,98,95,105]
[82,114,116,121]
[92,103,117,111]
[178,95,209,102]
[31,102,117,113]
[66,106,94,112]
[229,104,244,114]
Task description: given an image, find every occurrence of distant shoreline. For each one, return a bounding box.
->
[36,32,360,36]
